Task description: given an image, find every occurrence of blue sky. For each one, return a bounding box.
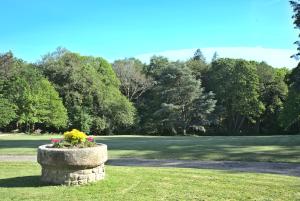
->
[0,0,298,67]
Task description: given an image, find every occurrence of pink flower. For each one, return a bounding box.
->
[51,139,61,143]
[87,137,94,142]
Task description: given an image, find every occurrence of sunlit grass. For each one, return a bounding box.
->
[0,162,299,201]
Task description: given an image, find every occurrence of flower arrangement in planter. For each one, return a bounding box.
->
[51,129,96,148]
[37,129,108,186]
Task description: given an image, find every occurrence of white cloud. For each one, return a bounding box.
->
[136,47,298,68]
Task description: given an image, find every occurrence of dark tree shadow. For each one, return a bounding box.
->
[1,135,300,163]
[0,176,54,188]
[0,140,49,149]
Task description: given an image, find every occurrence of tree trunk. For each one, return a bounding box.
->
[171,125,177,135]
[230,114,245,134]
[237,116,245,133]
[26,123,30,133]
[32,124,35,132]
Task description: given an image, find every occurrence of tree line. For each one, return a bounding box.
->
[1,1,300,135]
[0,49,135,134]
[0,47,298,135]
[112,52,293,135]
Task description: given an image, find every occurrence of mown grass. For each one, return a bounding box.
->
[0,134,300,163]
[0,162,299,201]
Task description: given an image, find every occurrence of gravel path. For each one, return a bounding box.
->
[107,158,300,177]
[1,155,299,177]
[0,155,36,162]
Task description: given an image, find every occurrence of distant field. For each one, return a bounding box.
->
[0,134,300,163]
[0,162,299,201]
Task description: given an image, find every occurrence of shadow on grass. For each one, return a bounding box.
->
[97,136,300,163]
[1,135,300,163]
[0,176,53,188]
[0,140,49,149]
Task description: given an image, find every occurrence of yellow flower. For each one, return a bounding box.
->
[63,129,87,144]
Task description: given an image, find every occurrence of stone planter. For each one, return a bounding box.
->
[37,143,107,186]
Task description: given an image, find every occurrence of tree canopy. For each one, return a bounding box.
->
[276,1,300,131]
[40,49,135,134]
[0,52,68,132]
[208,58,265,133]
[112,58,154,102]
[0,47,296,135]
[137,60,216,135]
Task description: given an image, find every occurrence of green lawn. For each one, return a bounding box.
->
[1,134,300,163]
[0,162,299,201]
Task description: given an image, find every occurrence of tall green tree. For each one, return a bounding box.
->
[211,51,219,62]
[141,61,216,135]
[278,1,300,131]
[40,49,135,134]
[0,97,16,128]
[185,58,208,81]
[291,0,300,60]
[31,78,68,130]
[208,58,265,133]
[143,55,169,77]
[288,1,300,90]
[0,53,68,132]
[255,62,288,133]
[193,49,206,63]
[279,87,300,130]
[186,49,210,89]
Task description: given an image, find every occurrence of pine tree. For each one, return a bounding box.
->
[151,62,216,135]
[211,51,219,62]
[193,49,206,63]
